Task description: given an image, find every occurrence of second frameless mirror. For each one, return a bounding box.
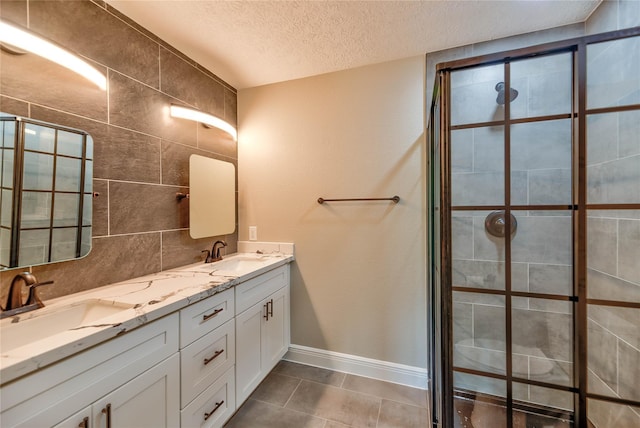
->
[189,155,236,239]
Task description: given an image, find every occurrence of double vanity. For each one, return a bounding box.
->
[0,250,294,428]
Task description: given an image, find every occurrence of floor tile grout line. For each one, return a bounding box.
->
[333,382,428,410]
[287,375,428,409]
[375,399,382,428]
[339,372,348,388]
[230,361,430,427]
[282,378,303,409]
[243,397,329,424]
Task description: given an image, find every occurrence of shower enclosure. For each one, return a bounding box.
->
[428,27,640,427]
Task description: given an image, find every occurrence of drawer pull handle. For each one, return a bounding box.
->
[204,349,224,365]
[101,404,112,428]
[202,308,223,322]
[204,400,225,421]
[79,416,89,428]
[268,298,274,317]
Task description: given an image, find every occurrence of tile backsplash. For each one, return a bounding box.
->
[0,0,237,300]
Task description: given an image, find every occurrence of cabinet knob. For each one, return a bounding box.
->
[78,416,89,428]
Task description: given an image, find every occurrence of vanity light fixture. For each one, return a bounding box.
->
[170,105,237,141]
[0,20,107,90]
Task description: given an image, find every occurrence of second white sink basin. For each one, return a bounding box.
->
[0,299,134,353]
[179,255,270,275]
[212,257,267,273]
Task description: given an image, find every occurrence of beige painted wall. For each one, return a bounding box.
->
[238,56,426,367]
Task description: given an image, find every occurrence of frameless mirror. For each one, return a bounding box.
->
[189,155,235,239]
[0,113,93,270]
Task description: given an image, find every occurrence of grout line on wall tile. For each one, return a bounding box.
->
[106,69,110,124]
[108,68,166,95]
[615,218,619,277]
[107,180,111,236]
[100,178,186,188]
[160,231,163,270]
[588,367,618,397]
[158,141,163,185]
[95,230,173,239]
[158,44,162,92]
[166,137,237,163]
[588,316,640,353]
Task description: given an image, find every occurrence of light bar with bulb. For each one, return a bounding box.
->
[0,20,107,90]
[170,105,237,141]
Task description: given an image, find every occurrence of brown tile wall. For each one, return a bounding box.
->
[0,0,238,300]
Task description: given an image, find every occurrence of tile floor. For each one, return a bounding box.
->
[225,360,430,428]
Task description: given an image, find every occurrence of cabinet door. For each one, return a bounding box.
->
[262,285,290,372]
[93,354,180,428]
[53,406,91,428]
[235,301,264,405]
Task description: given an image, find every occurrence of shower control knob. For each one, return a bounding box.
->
[484,210,517,238]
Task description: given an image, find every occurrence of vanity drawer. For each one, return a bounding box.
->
[180,288,234,348]
[181,365,235,428]
[181,319,235,407]
[235,265,289,314]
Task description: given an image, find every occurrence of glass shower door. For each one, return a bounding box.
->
[447,51,576,427]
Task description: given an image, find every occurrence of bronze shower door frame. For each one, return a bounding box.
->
[431,27,640,428]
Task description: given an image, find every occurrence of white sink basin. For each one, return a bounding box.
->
[213,257,267,273]
[1,299,134,353]
[179,255,269,275]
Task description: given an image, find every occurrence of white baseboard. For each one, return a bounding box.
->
[284,344,428,390]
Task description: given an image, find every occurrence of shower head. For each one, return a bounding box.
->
[495,82,518,105]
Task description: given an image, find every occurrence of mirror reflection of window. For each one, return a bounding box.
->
[0,114,93,269]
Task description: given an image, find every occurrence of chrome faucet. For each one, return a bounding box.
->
[202,240,227,263]
[1,272,54,318]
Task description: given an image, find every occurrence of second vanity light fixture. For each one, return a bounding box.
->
[0,20,107,90]
[170,105,237,141]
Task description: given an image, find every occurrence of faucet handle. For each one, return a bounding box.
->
[26,280,54,308]
[201,249,213,263]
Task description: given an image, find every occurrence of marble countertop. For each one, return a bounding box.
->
[0,250,294,385]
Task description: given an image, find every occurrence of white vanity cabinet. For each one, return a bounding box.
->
[0,313,180,428]
[235,265,290,405]
[0,257,293,428]
[179,288,236,428]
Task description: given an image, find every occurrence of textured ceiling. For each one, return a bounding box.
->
[106,0,600,89]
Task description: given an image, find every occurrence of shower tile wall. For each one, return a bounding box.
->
[451,54,575,409]
[0,0,238,301]
[585,32,640,428]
